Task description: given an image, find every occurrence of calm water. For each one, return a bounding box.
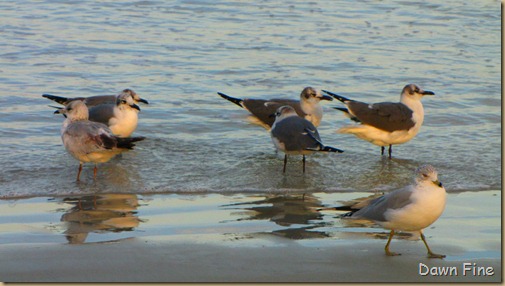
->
[0,0,500,198]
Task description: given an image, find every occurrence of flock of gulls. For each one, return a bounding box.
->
[42,84,447,258]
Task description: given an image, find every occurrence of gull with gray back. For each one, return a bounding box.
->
[341,164,446,258]
[218,87,332,129]
[270,105,343,173]
[55,100,145,181]
[323,84,435,158]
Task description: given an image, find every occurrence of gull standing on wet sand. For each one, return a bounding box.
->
[323,84,435,158]
[42,88,149,107]
[218,87,333,129]
[270,105,343,173]
[49,90,144,138]
[342,164,446,258]
[56,100,145,181]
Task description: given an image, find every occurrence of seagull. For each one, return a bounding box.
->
[323,84,435,158]
[270,105,343,173]
[86,92,141,138]
[217,87,333,129]
[51,90,142,138]
[55,100,145,181]
[42,88,148,107]
[342,164,446,258]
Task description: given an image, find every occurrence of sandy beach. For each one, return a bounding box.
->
[0,190,501,283]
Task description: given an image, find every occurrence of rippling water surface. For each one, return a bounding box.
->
[0,0,500,198]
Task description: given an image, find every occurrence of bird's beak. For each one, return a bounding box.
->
[422,90,435,96]
[131,104,141,111]
[138,98,149,104]
[53,108,67,118]
[433,180,443,187]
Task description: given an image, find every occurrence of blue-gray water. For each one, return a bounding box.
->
[0,0,500,198]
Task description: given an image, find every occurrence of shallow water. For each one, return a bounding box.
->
[0,0,500,198]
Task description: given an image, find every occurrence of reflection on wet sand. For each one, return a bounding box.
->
[59,194,143,244]
[223,194,330,239]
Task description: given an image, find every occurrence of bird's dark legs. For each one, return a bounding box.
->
[76,163,83,181]
[93,164,98,179]
[381,145,393,159]
[385,229,401,256]
[302,155,306,173]
[420,231,446,259]
[283,154,287,173]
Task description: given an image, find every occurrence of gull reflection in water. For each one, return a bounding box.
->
[59,194,143,244]
[223,193,330,240]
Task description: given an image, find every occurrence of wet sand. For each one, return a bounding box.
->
[0,191,501,283]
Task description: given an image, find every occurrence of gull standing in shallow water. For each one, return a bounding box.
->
[56,100,145,181]
[323,84,435,158]
[342,164,446,258]
[218,87,333,129]
[270,105,343,173]
[42,88,149,107]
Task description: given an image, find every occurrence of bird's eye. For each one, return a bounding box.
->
[422,173,428,178]
[67,107,72,111]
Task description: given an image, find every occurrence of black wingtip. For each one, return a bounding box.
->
[132,136,146,141]
[217,92,243,108]
[116,136,146,149]
[322,90,350,103]
[333,107,349,113]
[317,206,356,212]
[322,146,344,153]
[42,94,58,101]
[333,107,361,123]
[42,94,69,105]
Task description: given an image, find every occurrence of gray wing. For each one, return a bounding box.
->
[83,95,116,107]
[352,187,414,222]
[63,121,118,154]
[243,99,304,127]
[347,101,415,132]
[271,117,321,151]
[88,104,116,125]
